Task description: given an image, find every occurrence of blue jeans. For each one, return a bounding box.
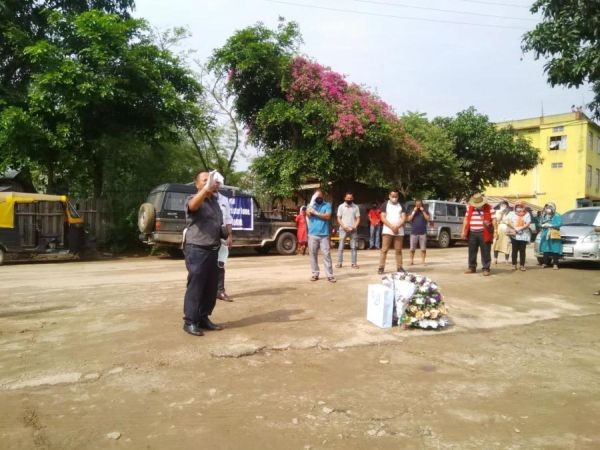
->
[337,227,358,265]
[369,224,381,249]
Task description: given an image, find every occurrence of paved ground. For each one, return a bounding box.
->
[1,247,599,449]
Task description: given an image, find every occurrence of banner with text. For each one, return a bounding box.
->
[229,196,254,230]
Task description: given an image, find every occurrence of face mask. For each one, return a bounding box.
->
[345,200,352,205]
[545,208,552,214]
[500,205,507,211]
[516,208,523,213]
[315,198,324,204]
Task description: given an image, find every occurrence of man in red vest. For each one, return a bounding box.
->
[461,193,496,276]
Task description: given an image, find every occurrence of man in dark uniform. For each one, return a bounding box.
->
[182,170,226,336]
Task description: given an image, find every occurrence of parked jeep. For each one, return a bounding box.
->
[138,183,298,256]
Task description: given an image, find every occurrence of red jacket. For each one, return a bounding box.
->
[463,204,494,243]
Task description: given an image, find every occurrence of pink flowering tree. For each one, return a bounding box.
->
[210,21,420,197]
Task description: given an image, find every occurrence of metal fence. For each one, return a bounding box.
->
[15,198,111,246]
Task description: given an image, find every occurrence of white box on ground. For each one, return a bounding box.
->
[366,284,394,328]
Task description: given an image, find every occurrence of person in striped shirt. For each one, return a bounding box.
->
[461,193,495,276]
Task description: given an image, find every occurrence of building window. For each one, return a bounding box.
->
[549,135,567,150]
[587,165,593,187]
[588,131,593,151]
[596,169,600,192]
[551,162,563,169]
[552,126,564,132]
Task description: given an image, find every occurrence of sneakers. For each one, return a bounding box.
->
[519,266,527,272]
[482,270,491,276]
[464,269,476,274]
[327,277,337,283]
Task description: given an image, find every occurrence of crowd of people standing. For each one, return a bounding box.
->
[179,173,566,336]
[297,188,565,281]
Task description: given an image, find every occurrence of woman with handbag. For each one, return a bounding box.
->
[539,202,562,270]
[505,201,532,271]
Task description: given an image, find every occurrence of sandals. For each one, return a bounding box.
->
[351,264,360,269]
[377,267,384,275]
[327,277,337,283]
[310,275,319,281]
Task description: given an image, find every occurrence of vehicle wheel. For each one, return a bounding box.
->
[537,257,544,265]
[438,230,451,248]
[276,231,297,255]
[357,238,366,250]
[0,247,5,266]
[255,246,271,255]
[166,247,184,258]
[138,203,156,234]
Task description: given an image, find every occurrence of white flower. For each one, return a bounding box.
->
[428,320,438,329]
[418,320,428,328]
[415,297,424,305]
[438,318,448,327]
[430,283,438,290]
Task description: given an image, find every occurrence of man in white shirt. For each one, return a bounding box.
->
[378,189,407,274]
[335,192,361,269]
[215,179,234,302]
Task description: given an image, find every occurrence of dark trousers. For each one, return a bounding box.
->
[511,239,527,266]
[468,231,491,271]
[543,252,559,266]
[183,245,218,325]
[217,267,225,293]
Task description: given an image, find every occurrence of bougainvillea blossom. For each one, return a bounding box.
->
[286,56,403,144]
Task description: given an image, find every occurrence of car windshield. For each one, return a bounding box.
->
[561,209,599,226]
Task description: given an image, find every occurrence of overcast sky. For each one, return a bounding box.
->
[134,0,593,167]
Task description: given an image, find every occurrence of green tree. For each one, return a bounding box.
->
[210,21,420,198]
[522,0,600,119]
[433,107,540,198]
[0,9,204,195]
[1,0,134,110]
[400,112,466,199]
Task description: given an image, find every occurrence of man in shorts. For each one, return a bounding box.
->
[408,199,430,266]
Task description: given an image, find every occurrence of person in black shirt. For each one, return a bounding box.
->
[408,199,430,266]
[182,171,226,336]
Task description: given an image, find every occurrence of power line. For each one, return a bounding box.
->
[347,0,535,21]
[453,0,531,9]
[265,0,529,30]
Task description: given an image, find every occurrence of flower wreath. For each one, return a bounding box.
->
[381,272,449,329]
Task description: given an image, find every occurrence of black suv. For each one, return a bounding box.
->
[138,183,298,256]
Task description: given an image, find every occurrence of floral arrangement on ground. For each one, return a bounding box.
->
[381,272,449,330]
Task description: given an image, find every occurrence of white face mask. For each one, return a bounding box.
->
[545,208,552,214]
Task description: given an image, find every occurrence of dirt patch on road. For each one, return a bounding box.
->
[1,249,599,449]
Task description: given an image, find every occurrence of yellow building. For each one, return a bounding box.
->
[485,111,600,213]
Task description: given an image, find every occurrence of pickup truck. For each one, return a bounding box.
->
[138,183,298,256]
